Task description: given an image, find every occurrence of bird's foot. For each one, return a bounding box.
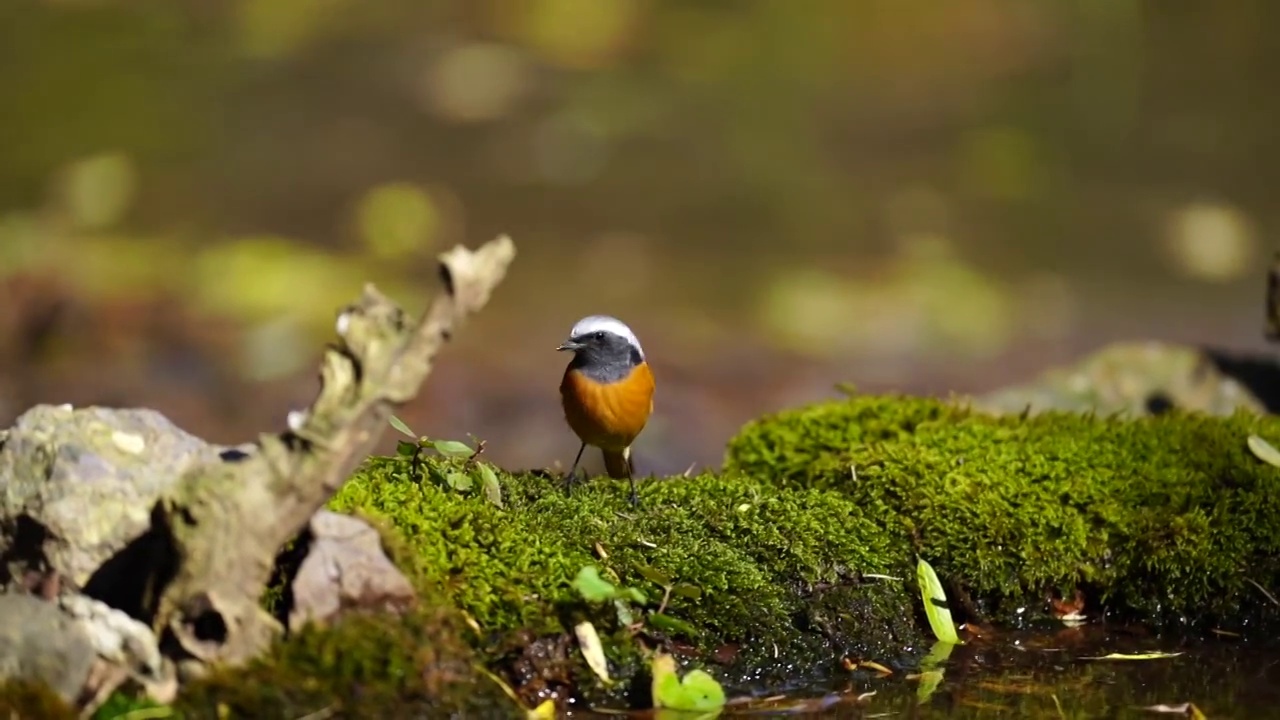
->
[563,468,581,496]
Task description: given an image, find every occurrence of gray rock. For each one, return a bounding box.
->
[973,341,1268,418]
[0,592,96,704]
[58,593,165,684]
[289,510,417,630]
[0,404,225,587]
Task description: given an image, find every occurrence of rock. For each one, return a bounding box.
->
[0,593,96,704]
[973,341,1270,417]
[58,593,167,686]
[58,593,176,713]
[288,510,417,630]
[0,405,226,587]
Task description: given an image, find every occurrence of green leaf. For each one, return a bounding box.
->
[647,612,698,638]
[916,556,961,645]
[395,440,419,457]
[433,439,474,457]
[573,566,619,603]
[1248,434,1280,468]
[445,472,473,491]
[388,414,416,438]
[636,565,673,587]
[651,653,725,711]
[623,586,648,605]
[671,583,703,599]
[479,464,503,508]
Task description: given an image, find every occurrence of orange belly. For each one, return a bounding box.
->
[560,362,655,451]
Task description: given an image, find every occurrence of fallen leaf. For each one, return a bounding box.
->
[1248,434,1280,468]
[916,557,961,645]
[574,621,612,684]
[1082,652,1183,661]
[858,660,894,676]
[1141,702,1206,719]
[528,699,557,719]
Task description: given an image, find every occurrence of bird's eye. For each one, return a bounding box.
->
[593,331,605,340]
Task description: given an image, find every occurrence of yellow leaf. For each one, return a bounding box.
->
[1248,434,1280,468]
[575,620,612,683]
[528,699,557,719]
[1082,651,1183,661]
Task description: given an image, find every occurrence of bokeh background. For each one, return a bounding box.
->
[1,0,1275,476]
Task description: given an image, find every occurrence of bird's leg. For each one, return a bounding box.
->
[565,442,586,494]
[624,446,639,507]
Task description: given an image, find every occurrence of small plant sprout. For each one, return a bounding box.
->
[635,564,703,637]
[572,565,646,605]
[571,564,701,639]
[651,651,726,713]
[387,415,503,507]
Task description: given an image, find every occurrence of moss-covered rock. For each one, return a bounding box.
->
[172,600,517,719]
[84,389,1280,714]
[725,393,1280,628]
[325,454,925,705]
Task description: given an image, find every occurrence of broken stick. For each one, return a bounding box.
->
[149,235,517,673]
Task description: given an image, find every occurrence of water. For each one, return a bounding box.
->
[569,627,1280,718]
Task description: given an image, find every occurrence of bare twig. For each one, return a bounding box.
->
[149,236,517,672]
[1246,577,1280,608]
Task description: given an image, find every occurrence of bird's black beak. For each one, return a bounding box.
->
[556,340,582,352]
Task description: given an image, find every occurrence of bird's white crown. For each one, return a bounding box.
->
[569,315,644,356]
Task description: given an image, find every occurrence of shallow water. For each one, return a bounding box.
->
[568,626,1280,718]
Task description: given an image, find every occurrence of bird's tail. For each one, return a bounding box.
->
[602,446,632,479]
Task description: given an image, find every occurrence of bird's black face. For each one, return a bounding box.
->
[558,330,643,383]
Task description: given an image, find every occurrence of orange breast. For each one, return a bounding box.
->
[560,362,655,451]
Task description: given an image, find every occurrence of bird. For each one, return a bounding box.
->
[557,314,655,505]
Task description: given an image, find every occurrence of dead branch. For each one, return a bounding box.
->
[148,235,517,673]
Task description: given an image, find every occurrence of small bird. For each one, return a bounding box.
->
[557,315,655,505]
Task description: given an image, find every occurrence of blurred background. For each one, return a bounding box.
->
[1,0,1275,476]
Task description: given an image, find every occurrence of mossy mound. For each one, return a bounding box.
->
[171,601,516,719]
[0,680,76,720]
[325,456,926,704]
[725,393,1280,627]
[42,390,1280,715]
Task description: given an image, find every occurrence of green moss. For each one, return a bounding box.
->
[0,680,75,720]
[174,601,516,719]
[326,453,922,694]
[725,393,1280,626]
[150,390,1280,711]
